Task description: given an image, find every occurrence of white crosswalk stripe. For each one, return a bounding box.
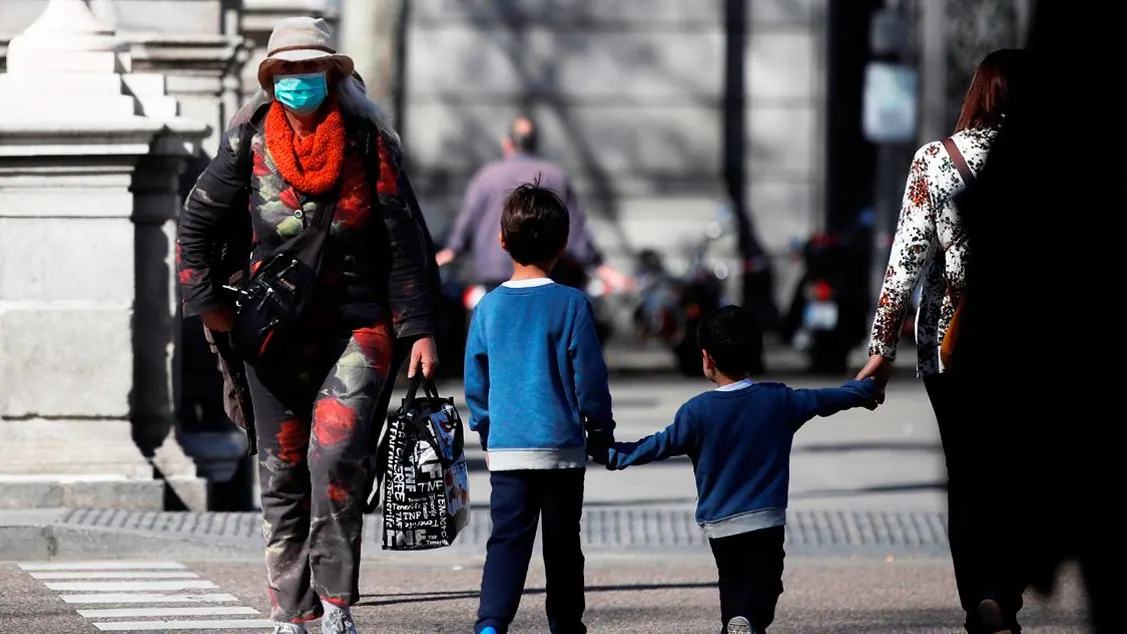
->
[92,620,274,631]
[19,561,270,631]
[19,562,187,571]
[78,607,260,618]
[60,593,240,605]
[32,572,200,580]
[45,581,219,592]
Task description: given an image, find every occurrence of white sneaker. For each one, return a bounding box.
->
[726,616,754,634]
[321,604,358,634]
[273,624,307,634]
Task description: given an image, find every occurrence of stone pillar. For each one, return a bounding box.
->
[129,34,252,157]
[129,33,256,497]
[0,0,210,510]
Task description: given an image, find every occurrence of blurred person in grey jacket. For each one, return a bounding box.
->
[435,115,632,292]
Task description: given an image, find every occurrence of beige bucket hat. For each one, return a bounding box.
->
[257,17,355,90]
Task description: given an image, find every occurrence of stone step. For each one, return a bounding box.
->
[0,478,165,511]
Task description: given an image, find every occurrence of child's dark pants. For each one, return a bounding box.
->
[708,525,786,633]
[475,469,586,634]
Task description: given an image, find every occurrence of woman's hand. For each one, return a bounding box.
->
[409,336,439,379]
[855,354,893,403]
[200,307,236,333]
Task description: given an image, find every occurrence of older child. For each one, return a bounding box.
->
[464,181,615,634]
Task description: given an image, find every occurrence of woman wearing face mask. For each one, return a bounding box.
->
[176,17,439,634]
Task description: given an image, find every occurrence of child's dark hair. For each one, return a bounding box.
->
[501,177,570,265]
[697,305,764,378]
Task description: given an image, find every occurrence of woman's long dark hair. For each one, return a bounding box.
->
[954,48,1029,133]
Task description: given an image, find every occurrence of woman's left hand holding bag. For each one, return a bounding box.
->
[409,336,439,379]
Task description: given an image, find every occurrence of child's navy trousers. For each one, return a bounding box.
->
[475,469,587,634]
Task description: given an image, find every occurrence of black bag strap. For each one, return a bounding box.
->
[364,337,411,513]
[238,116,343,280]
[941,137,976,186]
[401,374,441,407]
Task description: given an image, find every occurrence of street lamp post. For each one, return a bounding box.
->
[863,2,917,305]
[724,0,777,335]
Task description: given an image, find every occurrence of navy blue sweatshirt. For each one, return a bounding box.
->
[606,378,878,537]
[464,278,614,470]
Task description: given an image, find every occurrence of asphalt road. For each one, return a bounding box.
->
[0,554,1089,633]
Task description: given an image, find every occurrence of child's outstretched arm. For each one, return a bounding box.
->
[606,403,698,470]
[571,299,615,448]
[463,310,491,450]
[786,378,879,430]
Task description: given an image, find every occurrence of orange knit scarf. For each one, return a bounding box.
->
[264,100,345,196]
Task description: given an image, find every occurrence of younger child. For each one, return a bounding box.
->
[463,181,615,634]
[604,305,878,634]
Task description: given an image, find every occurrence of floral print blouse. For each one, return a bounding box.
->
[868,127,998,376]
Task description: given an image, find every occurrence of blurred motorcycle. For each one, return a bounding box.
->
[779,212,873,374]
[632,207,744,376]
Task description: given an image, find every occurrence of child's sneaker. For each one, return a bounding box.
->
[273,624,307,634]
[726,616,754,634]
[479,628,499,634]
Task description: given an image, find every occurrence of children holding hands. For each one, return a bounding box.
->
[464,182,878,634]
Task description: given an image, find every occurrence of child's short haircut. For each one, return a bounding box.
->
[697,305,764,377]
[501,179,570,265]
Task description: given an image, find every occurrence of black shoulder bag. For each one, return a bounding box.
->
[229,187,340,365]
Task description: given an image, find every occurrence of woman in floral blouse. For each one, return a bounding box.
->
[856,49,1028,634]
[177,17,438,634]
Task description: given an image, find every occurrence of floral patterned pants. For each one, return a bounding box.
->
[247,321,394,623]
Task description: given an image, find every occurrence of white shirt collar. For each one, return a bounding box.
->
[715,378,755,392]
[501,278,555,288]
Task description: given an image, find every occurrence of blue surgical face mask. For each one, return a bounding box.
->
[273,72,328,115]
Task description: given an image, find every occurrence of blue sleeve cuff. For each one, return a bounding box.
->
[850,378,879,399]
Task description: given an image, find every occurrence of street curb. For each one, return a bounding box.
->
[0,524,951,563]
[0,507,952,562]
[0,524,260,562]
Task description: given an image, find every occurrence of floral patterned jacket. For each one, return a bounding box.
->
[177,103,439,340]
[176,104,440,447]
[868,127,997,376]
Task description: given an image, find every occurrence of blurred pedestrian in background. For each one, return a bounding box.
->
[857,49,1030,634]
[177,16,438,634]
[435,115,632,293]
